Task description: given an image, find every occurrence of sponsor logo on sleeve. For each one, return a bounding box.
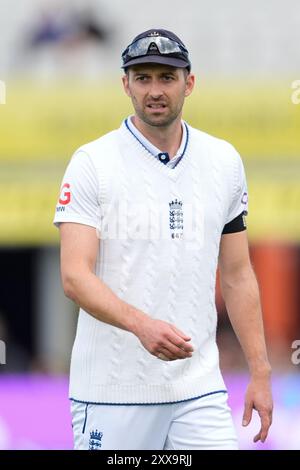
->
[58,183,71,205]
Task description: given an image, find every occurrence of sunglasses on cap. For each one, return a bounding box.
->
[122,36,189,64]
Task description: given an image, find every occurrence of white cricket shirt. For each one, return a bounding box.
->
[54,119,248,404]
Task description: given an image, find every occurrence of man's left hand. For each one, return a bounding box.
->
[242,375,273,443]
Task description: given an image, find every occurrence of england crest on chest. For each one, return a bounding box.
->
[169,198,184,239]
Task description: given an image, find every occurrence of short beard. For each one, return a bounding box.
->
[135,107,181,128]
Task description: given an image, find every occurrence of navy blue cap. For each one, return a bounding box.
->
[122,29,191,71]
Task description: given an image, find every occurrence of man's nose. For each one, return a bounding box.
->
[149,81,163,99]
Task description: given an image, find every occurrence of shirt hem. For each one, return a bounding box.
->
[53,216,98,229]
[69,389,227,406]
[69,370,226,404]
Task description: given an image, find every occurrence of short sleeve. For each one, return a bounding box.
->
[53,150,99,228]
[225,150,248,225]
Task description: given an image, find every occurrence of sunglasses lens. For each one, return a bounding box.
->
[125,36,186,59]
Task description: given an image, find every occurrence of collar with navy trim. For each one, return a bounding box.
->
[125,116,188,168]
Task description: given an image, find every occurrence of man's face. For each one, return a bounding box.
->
[122,64,195,128]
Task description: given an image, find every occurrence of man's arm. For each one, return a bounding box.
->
[218,230,273,443]
[59,222,193,361]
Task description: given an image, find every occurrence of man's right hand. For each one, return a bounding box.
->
[60,223,193,362]
[133,316,194,361]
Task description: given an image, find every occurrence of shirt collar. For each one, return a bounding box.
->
[126,116,187,166]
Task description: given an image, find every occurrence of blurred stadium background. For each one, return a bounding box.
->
[0,0,299,450]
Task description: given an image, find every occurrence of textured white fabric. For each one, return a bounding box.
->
[54,119,248,404]
[71,392,238,450]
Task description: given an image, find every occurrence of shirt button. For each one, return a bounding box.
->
[158,153,169,163]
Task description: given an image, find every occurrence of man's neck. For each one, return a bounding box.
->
[132,116,183,159]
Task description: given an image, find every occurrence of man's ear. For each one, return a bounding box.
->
[122,74,131,97]
[184,73,195,97]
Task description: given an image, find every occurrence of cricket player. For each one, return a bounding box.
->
[54,29,273,450]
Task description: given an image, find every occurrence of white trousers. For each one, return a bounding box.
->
[71,391,238,450]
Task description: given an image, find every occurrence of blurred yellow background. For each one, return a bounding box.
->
[1,80,299,243]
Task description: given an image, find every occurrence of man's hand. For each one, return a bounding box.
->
[242,375,273,443]
[133,316,194,361]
